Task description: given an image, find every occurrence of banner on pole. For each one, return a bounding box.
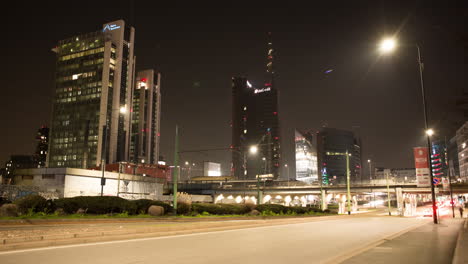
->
[414,147,430,187]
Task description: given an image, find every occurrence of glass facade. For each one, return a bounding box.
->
[49,32,107,168]
[48,20,135,169]
[295,130,318,184]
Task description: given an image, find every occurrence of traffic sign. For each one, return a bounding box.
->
[433,177,441,185]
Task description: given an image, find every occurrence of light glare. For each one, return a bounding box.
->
[379,38,396,53]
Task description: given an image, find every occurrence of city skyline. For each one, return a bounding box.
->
[2,2,467,174]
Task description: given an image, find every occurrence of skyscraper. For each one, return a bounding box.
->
[47,20,135,168]
[231,33,280,179]
[130,70,162,164]
[35,126,49,168]
[317,127,362,185]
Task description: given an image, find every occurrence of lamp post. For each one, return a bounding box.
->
[379,37,438,224]
[367,159,372,181]
[285,164,289,186]
[248,145,262,205]
[385,169,392,216]
[346,151,351,215]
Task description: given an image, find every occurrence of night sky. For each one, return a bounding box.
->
[2,1,467,177]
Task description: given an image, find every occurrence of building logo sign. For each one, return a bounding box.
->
[254,87,271,94]
[103,24,121,32]
[413,147,430,187]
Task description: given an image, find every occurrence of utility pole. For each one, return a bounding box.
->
[386,169,392,216]
[346,150,351,215]
[100,125,107,196]
[172,125,179,212]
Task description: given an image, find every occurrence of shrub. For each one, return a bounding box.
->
[54,196,137,215]
[131,199,172,214]
[177,202,191,215]
[14,195,48,214]
[255,204,289,214]
[191,203,249,215]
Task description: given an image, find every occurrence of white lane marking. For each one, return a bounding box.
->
[0,218,351,255]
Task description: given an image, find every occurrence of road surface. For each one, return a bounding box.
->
[0,216,431,264]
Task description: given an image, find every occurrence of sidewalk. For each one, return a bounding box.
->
[453,218,468,264]
[342,217,465,264]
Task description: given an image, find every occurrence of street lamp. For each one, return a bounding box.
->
[379,37,438,223]
[379,38,396,53]
[249,145,258,154]
[367,159,372,181]
[285,164,290,186]
[426,129,434,137]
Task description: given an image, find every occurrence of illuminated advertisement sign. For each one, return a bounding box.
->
[254,87,271,94]
[103,24,121,32]
[204,162,221,176]
[295,130,318,184]
[413,147,430,187]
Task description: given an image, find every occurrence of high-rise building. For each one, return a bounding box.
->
[35,126,49,168]
[47,20,135,168]
[317,127,361,185]
[430,140,448,178]
[231,33,280,179]
[447,136,460,177]
[130,70,162,164]
[456,121,468,181]
[295,130,318,184]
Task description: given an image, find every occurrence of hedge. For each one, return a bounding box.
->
[54,196,137,215]
[14,194,55,214]
[192,203,250,215]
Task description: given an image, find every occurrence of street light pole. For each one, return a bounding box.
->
[417,45,438,224]
[386,169,392,216]
[379,38,437,224]
[346,150,351,215]
[172,125,179,212]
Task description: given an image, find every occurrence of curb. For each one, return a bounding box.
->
[452,218,467,264]
[0,214,339,226]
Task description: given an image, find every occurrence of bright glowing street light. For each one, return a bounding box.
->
[367,159,371,163]
[119,106,127,114]
[249,145,258,154]
[185,161,189,166]
[426,129,434,137]
[379,38,396,53]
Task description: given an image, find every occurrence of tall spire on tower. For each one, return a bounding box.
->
[266,32,275,83]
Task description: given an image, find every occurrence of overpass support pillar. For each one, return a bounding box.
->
[396,187,403,216]
[321,189,328,211]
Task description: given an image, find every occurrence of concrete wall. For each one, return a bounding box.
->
[13,168,164,200]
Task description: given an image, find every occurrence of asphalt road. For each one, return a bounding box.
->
[0,216,430,264]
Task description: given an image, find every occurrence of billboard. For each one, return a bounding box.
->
[295,130,318,184]
[413,147,430,187]
[203,162,221,176]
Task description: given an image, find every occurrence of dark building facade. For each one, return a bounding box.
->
[130,70,162,165]
[3,155,37,181]
[431,140,448,178]
[35,126,49,168]
[231,34,280,179]
[448,136,460,177]
[47,20,135,169]
[317,128,362,185]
